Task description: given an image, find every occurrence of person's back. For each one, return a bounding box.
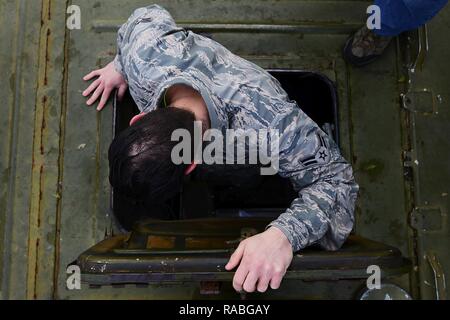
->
[115,5,297,132]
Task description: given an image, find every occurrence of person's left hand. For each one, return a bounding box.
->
[225,227,293,293]
[82,61,128,111]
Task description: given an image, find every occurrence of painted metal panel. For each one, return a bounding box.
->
[2,0,434,300]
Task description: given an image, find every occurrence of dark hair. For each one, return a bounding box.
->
[108,107,196,209]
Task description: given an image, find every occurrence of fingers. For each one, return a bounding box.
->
[83,70,101,81]
[232,264,249,293]
[97,86,113,111]
[225,242,245,271]
[117,85,127,101]
[256,272,271,293]
[82,79,101,97]
[234,265,283,293]
[86,83,104,106]
[269,268,286,290]
[242,271,258,293]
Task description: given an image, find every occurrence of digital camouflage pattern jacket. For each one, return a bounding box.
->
[114,4,359,252]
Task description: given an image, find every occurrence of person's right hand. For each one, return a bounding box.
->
[83,61,128,111]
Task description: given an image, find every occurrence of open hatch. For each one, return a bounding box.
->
[75,70,411,288]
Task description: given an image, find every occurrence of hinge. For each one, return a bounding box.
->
[401,89,436,114]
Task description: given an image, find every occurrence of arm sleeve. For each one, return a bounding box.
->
[113,4,178,77]
[267,108,359,252]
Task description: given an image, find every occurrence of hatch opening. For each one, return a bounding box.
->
[112,70,339,231]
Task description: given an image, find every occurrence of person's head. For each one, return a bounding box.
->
[108,107,196,208]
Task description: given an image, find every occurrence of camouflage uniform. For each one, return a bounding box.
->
[114,4,359,252]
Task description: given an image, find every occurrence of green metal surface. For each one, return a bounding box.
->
[76,218,410,285]
[400,20,450,299]
[0,0,449,300]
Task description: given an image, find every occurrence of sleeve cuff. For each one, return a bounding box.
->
[113,54,125,79]
[266,217,308,252]
[266,220,306,252]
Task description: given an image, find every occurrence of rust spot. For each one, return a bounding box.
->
[40,96,47,154]
[40,1,45,27]
[40,114,46,155]
[147,236,176,249]
[33,238,40,300]
[186,237,232,249]
[38,166,43,228]
[43,29,51,86]
[47,1,51,20]
[40,2,52,92]
[41,114,46,130]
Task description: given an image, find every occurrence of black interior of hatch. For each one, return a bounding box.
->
[112,70,340,231]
